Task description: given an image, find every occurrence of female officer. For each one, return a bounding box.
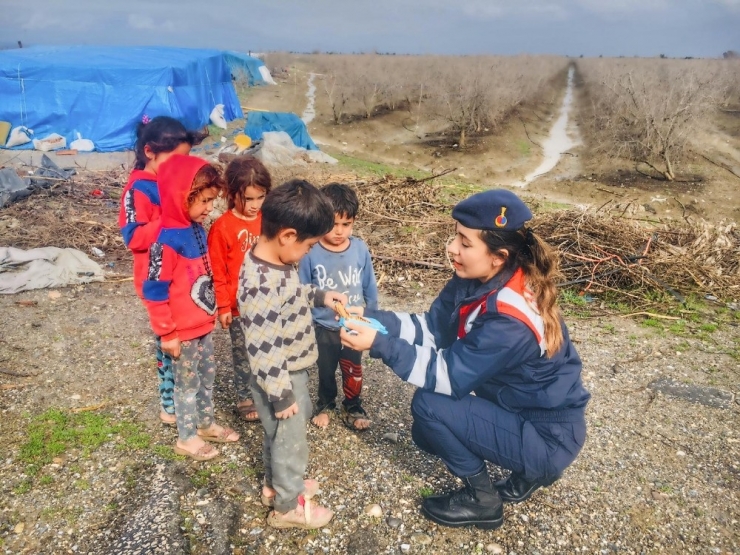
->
[340,189,590,530]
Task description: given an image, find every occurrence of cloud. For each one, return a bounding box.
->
[127,14,176,32]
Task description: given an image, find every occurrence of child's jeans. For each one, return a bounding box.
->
[315,326,363,412]
[155,337,175,414]
[173,333,216,441]
[250,369,313,513]
[228,319,253,404]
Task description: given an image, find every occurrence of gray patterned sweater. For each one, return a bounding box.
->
[237,250,326,411]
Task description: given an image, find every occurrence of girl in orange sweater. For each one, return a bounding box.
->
[207,156,272,422]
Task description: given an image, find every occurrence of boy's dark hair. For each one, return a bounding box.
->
[261,179,334,241]
[224,156,272,210]
[321,183,359,219]
[133,116,209,170]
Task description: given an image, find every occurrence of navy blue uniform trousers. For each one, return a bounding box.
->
[411,388,586,481]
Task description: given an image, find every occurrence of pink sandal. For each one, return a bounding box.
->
[197,426,240,444]
[261,479,320,507]
[267,496,333,529]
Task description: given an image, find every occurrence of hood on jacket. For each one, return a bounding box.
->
[157,154,210,228]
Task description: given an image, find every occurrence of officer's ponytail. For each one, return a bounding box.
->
[480,228,564,356]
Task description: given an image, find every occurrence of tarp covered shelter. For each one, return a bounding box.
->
[0,46,244,152]
[245,112,318,151]
[222,51,276,86]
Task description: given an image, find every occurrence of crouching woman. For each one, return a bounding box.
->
[340,189,590,530]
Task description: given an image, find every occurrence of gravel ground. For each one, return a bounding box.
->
[1,273,738,555]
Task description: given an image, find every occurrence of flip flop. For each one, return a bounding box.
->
[197,426,240,444]
[173,442,219,461]
[236,401,260,422]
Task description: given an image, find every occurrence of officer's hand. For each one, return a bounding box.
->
[340,320,377,351]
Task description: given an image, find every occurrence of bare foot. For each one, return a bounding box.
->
[351,417,372,430]
[311,412,330,429]
[236,399,260,422]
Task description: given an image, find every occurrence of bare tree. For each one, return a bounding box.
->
[580,59,726,180]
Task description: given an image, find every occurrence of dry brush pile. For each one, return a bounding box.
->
[351,175,740,307]
[1,169,737,308]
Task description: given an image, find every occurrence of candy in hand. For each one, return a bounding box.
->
[333,301,388,335]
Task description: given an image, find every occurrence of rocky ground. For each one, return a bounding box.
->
[0,266,738,554]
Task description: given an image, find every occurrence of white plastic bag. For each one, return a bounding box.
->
[5,126,34,148]
[70,132,95,152]
[209,104,227,129]
[32,133,66,152]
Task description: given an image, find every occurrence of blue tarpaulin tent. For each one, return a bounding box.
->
[0,46,244,152]
[222,51,275,86]
[245,112,318,150]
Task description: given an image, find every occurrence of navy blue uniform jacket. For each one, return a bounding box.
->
[367,268,590,414]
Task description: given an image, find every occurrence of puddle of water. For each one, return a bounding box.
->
[513,66,577,187]
[301,73,317,124]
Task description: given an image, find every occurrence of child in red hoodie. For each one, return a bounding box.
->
[143,154,239,461]
[207,156,272,423]
[119,116,206,426]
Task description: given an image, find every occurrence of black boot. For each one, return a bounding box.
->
[421,469,504,529]
[494,473,560,504]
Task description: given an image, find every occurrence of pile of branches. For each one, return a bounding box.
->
[1,168,737,308]
[353,175,740,306]
[0,167,128,257]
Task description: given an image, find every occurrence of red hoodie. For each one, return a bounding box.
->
[118,169,160,298]
[142,155,217,342]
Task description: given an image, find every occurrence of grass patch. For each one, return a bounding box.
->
[333,153,426,179]
[419,486,434,498]
[19,409,150,467]
[515,139,531,156]
[151,444,183,461]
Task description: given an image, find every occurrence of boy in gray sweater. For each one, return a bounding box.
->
[298,183,379,431]
[237,179,347,529]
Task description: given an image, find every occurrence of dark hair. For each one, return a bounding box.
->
[479,227,564,356]
[261,179,334,241]
[186,164,224,207]
[224,156,272,210]
[320,182,359,219]
[133,116,208,170]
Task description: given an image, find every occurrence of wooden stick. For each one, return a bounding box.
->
[70,402,107,413]
[699,153,740,180]
[1,383,30,390]
[0,369,40,378]
[372,255,449,270]
[620,312,681,320]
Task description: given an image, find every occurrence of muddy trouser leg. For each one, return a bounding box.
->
[314,327,341,412]
[173,334,216,441]
[155,337,175,414]
[250,369,312,513]
[229,320,252,404]
[339,346,363,408]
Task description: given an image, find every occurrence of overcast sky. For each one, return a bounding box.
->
[2,0,739,58]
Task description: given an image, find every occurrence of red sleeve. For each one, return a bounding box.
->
[142,243,178,340]
[207,217,233,316]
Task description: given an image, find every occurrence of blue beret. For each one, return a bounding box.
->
[451,189,532,231]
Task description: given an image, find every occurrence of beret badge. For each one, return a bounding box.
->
[494,207,508,228]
